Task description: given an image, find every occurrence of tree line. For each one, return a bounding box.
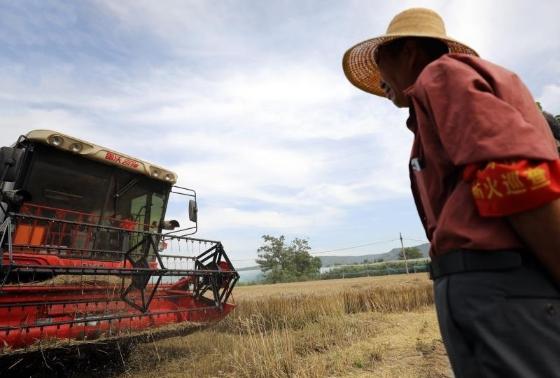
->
[255,235,424,283]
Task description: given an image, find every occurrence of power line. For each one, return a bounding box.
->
[310,238,399,255]
[230,257,260,262]
[230,237,400,261]
[403,238,429,244]
[230,237,430,262]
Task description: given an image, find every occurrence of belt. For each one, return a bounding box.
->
[429,249,531,280]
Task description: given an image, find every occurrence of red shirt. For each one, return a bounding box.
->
[404,53,558,257]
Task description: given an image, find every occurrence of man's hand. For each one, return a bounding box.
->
[509,198,560,282]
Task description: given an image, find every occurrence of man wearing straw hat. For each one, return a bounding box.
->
[343,7,560,377]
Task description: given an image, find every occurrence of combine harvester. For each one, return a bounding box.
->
[0,130,238,352]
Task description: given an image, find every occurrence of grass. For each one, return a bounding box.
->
[118,273,452,378]
[232,273,431,299]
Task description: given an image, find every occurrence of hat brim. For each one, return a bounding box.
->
[342,34,478,96]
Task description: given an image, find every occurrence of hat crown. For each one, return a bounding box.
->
[386,8,447,37]
[342,7,477,97]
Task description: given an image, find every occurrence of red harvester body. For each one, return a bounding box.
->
[0,130,238,351]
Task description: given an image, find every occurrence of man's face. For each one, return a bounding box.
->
[375,43,412,108]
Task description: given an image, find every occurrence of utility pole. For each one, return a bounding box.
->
[400,232,409,274]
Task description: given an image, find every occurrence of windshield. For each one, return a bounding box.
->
[105,171,167,232]
[23,145,111,217]
[22,144,169,225]
[18,144,171,259]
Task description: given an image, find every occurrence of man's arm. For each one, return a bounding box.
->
[509,198,560,282]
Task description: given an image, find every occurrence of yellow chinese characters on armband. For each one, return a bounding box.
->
[525,167,550,190]
[466,159,560,217]
[471,182,485,200]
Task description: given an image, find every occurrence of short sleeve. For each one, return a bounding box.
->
[414,56,557,166]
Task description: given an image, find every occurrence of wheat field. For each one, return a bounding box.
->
[119,273,452,378]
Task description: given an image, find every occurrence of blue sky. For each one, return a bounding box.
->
[1,1,559,267]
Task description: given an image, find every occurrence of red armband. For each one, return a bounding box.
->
[467,160,560,217]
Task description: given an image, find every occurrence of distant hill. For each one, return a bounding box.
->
[318,243,430,267]
[236,243,430,270]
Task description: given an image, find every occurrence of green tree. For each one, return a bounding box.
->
[256,235,321,283]
[399,247,423,260]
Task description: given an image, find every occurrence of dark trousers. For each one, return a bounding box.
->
[434,264,560,377]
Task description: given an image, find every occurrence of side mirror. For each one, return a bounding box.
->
[0,147,24,182]
[188,199,198,223]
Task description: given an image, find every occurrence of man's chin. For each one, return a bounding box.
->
[391,98,410,108]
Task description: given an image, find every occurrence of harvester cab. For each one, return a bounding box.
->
[0,130,238,351]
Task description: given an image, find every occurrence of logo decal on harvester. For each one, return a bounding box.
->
[104,151,141,170]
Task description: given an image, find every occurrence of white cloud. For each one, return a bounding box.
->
[0,109,94,143]
[539,84,560,114]
[95,0,251,57]
[203,207,324,231]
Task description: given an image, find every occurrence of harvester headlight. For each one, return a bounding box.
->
[70,143,82,153]
[152,170,160,178]
[165,173,174,181]
[48,135,64,147]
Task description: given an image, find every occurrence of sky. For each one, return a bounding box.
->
[0,0,559,267]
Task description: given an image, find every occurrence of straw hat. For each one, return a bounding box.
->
[342,8,478,96]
